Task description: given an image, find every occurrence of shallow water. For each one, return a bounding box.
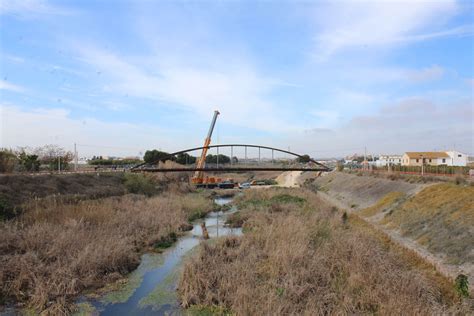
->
[76,196,241,315]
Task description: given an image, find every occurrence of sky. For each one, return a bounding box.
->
[0,0,473,158]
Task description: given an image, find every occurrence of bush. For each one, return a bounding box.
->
[454,274,469,298]
[123,173,157,196]
[154,232,178,250]
[0,149,18,173]
[225,211,248,228]
[0,195,18,220]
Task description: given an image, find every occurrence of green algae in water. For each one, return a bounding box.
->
[138,244,202,311]
[101,254,165,305]
[138,265,180,310]
[73,302,97,316]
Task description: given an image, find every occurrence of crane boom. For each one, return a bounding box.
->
[192,110,220,184]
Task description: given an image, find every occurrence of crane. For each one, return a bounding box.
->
[191,110,220,185]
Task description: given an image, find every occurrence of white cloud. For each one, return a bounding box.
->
[289,97,473,157]
[74,45,296,132]
[0,81,25,92]
[0,104,183,156]
[312,0,467,60]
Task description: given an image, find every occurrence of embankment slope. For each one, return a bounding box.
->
[310,171,474,290]
[309,171,425,209]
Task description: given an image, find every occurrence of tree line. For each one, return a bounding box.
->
[0,145,74,172]
[143,150,239,165]
[143,149,312,165]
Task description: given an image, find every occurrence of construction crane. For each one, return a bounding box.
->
[191,110,220,185]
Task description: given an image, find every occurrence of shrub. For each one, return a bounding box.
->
[0,195,17,220]
[454,274,469,298]
[0,149,18,173]
[225,211,248,228]
[123,173,157,196]
[154,232,178,250]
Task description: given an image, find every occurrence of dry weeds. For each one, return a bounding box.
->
[0,191,214,314]
[179,188,467,315]
[381,183,474,264]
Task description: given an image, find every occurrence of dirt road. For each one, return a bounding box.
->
[276,171,302,187]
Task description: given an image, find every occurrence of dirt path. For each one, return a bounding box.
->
[276,171,303,187]
[316,189,474,291]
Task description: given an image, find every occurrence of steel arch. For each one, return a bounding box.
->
[132,144,330,171]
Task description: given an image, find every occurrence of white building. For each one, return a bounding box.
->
[376,155,402,167]
[446,151,468,167]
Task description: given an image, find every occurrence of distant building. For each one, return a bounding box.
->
[376,155,402,167]
[402,152,450,166]
[445,151,468,167]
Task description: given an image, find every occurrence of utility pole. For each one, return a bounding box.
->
[364,146,367,171]
[420,155,424,176]
[58,155,61,173]
[74,143,78,172]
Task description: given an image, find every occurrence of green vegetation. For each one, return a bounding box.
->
[225,211,248,228]
[454,274,469,298]
[176,153,197,165]
[123,173,157,196]
[18,152,40,171]
[154,232,178,250]
[296,154,311,163]
[0,145,74,172]
[236,191,306,210]
[186,305,232,316]
[88,157,141,166]
[0,149,18,173]
[0,194,17,221]
[205,154,230,164]
[143,149,173,164]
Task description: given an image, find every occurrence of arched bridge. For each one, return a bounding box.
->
[132,144,331,172]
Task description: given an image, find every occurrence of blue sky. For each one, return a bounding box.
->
[0,0,473,158]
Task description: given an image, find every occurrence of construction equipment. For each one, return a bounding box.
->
[191,110,221,185]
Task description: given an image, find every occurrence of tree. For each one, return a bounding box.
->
[176,153,196,165]
[35,145,73,171]
[297,154,311,163]
[0,149,18,173]
[18,152,40,171]
[206,154,230,164]
[143,150,174,164]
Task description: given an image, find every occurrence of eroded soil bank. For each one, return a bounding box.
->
[306,171,474,292]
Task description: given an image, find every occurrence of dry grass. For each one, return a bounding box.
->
[381,183,474,264]
[0,191,214,314]
[359,191,406,218]
[179,188,466,315]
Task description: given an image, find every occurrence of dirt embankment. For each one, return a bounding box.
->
[309,171,426,209]
[276,171,302,187]
[0,173,127,207]
[307,171,474,292]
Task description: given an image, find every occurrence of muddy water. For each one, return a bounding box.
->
[76,196,241,315]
